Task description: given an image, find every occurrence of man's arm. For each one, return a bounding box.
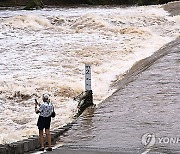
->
[35,99,40,114]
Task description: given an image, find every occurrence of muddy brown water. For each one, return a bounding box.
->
[52,38,180,154]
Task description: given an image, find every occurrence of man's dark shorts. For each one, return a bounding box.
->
[37,116,51,130]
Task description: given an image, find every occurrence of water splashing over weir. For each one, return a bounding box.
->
[0,4,179,144]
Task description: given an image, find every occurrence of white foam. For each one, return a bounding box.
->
[0,5,179,144]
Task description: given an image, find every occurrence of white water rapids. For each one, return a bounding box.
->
[0,5,179,144]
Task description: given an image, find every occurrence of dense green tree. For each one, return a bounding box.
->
[24,0,44,10]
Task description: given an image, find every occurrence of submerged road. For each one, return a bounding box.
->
[46,37,180,154]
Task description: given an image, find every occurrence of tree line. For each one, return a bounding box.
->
[0,0,177,8]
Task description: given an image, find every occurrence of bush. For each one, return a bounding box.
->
[24,0,44,10]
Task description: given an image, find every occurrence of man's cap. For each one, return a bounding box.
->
[43,93,50,99]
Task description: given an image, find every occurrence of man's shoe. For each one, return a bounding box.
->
[46,147,52,151]
[39,148,44,151]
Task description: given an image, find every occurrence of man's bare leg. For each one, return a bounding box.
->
[45,129,51,148]
[39,130,44,149]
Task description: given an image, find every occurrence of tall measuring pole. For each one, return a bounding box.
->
[84,64,93,109]
[85,64,91,91]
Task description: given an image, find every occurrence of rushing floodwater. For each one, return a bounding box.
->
[59,38,180,154]
[0,5,179,144]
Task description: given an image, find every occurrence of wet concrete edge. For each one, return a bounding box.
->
[102,36,180,106]
[163,1,180,16]
[0,122,75,154]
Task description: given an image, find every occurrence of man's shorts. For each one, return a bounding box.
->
[37,116,51,130]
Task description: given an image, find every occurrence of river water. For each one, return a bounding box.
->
[58,37,180,154]
[0,5,179,144]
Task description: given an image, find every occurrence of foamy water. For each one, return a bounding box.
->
[0,5,179,144]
